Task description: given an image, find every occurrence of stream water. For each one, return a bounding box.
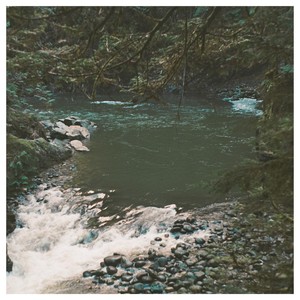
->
[6,94,262,293]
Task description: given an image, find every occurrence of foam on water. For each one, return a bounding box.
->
[91,100,132,105]
[228,98,263,116]
[6,184,209,293]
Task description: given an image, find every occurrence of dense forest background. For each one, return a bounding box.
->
[6,6,293,214]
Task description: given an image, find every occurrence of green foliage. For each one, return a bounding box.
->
[8,150,31,188]
[280,64,293,74]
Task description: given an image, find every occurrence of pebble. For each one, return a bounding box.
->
[150,282,165,293]
[133,282,144,293]
[82,206,293,294]
[134,260,147,268]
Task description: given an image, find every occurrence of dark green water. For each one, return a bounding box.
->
[38,94,260,211]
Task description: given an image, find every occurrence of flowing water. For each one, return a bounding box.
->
[6,94,262,293]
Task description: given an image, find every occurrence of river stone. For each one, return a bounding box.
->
[156,274,167,282]
[157,256,168,267]
[185,256,198,266]
[183,224,194,233]
[67,125,90,140]
[177,287,188,293]
[51,121,69,139]
[207,258,218,268]
[148,248,157,259]
[189,284,202,293]
[107,265,118,275]
[134,260,147,268]
[165,286,174,293]
[150,282,165,293]
[174,248,188,258]
[195,237,205,246]
[121,257,133,268]
[83,270,94,278]
[70,140,90,151]
[140,275,154,284]
[171,225,182,233]
[193,271,205,280]
[121,274,133,282]
[104,255,122,267]
[133,282,145,293]
[63,117,77,126]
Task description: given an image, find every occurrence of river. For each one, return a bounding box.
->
[6,93,262,293]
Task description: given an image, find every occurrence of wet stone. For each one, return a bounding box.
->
[118,286,129,293]
[121,274,133,282]
[207,258,218,268]
[189,284,202,293]
[154,237,162,241]
[178,287,188,293]
[148,248,157,259]
[185,257,198,266]
[133,282,145,293]
[140,275,154,284]
[150,281,165,293]
[134,260,147,268]
[165,286,174,293]
[170,226,182,233]
[174,248,188,258]
[193,271,206,280]
[106,266,118,275]
[157,256,168,267]
[83,270,94,278]
[104,255,122,267]
[156,274,167,282]
[183,224,194,233]
[195,237,206,246]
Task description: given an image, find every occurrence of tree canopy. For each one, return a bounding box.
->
[7,6,293,102]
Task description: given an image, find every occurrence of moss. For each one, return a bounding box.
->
[7,134,72,191]
[7,108,47,140]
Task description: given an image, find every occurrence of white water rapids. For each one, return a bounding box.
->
[6,183,210,293]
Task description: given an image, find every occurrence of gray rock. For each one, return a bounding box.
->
[193,271,205,280]
[63,117,77,126]
[157,256,168,267]
[165,286,174,293]
[106,265,118,275]
[207,258,218,268]
[134,260,147,268]
[104,255,122,267]
[150,282,165,293]
[69,140,90,152]
[174,248,188,258]
[189,284,202,293]
[121,274,133,282]
[177,287,188,293]
[183,224,194,232]
[133,282,145,293]
[185,256,198,266]
[140,275,154,284]
[156,274,167,282]
[66,125,90,140]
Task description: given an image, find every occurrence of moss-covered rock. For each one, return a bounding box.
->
[7,108,47,140]
[7,134,72,191]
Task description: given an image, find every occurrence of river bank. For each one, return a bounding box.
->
[7,156,293,294]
